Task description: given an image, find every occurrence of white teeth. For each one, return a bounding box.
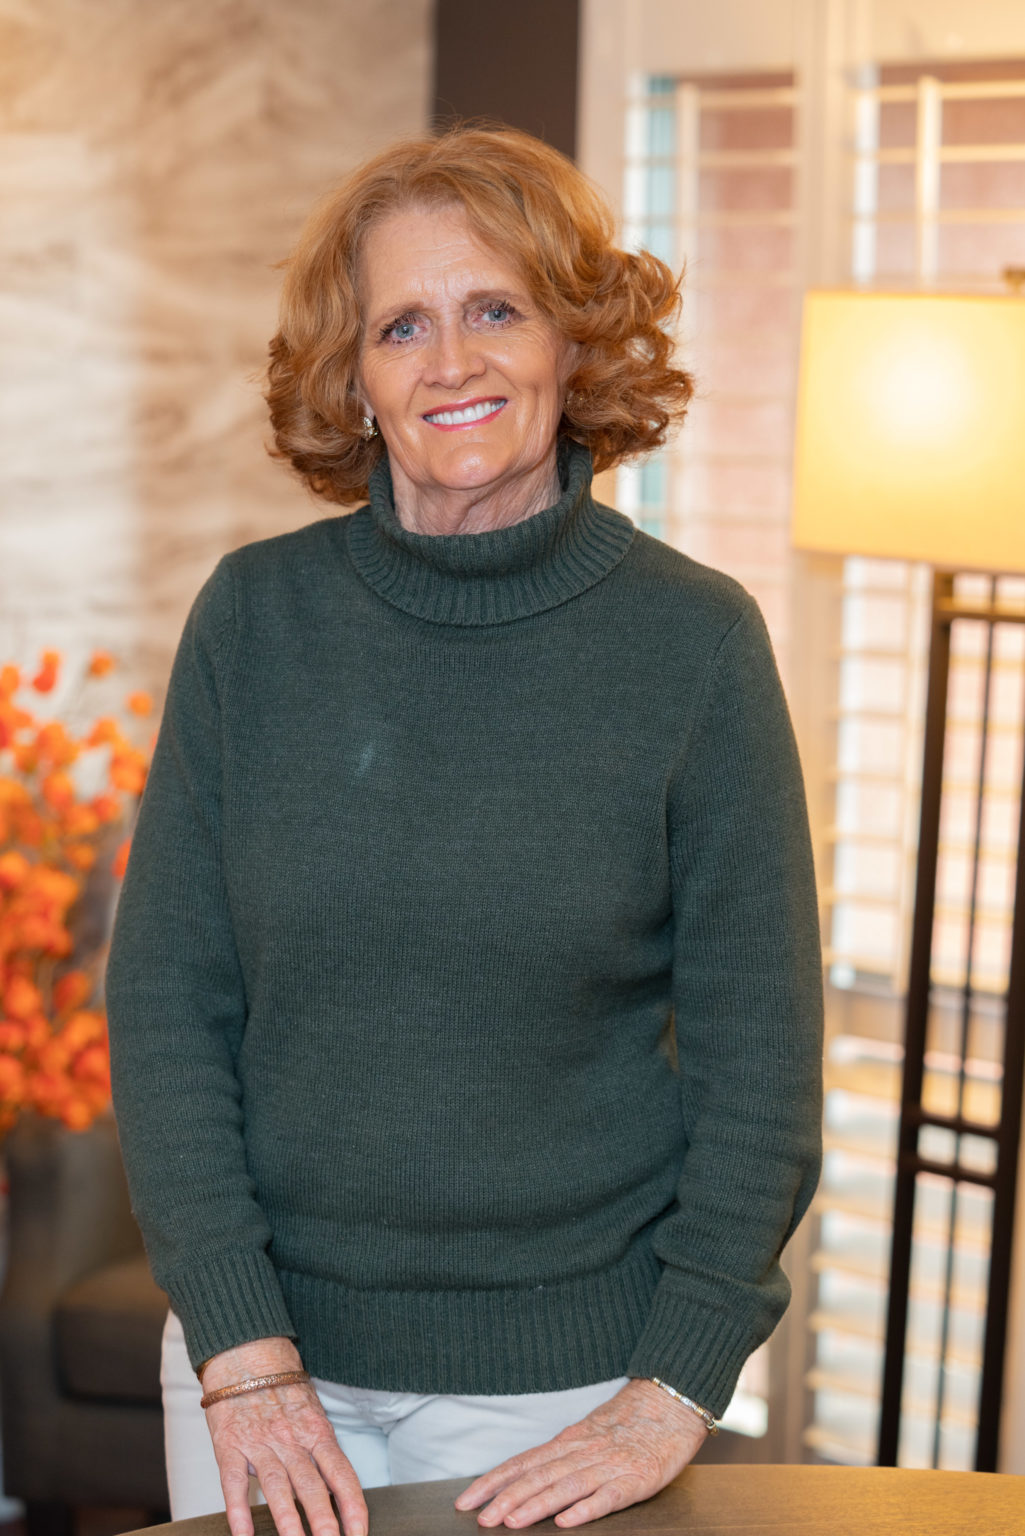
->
[425,399,505,425]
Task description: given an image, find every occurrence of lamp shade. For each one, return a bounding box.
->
[791,290,1025,574]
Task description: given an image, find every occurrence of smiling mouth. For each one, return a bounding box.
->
[422,398,507,428]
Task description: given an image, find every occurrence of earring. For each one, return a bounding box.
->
[362,415,378,440]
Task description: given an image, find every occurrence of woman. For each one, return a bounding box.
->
[106,126,822,1536]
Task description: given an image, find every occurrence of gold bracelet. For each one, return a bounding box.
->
[649,1376,720,1435]
[200,1370,310,1409]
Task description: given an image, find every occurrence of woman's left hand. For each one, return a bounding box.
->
[454,1378,709,1529]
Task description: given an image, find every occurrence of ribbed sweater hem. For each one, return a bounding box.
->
[626,1274,782,1418]
[167,1250,297,1369]
[280,1244,664,1396]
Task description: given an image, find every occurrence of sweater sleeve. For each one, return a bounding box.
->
[625,598,824,1417]
[105,557,297,1368]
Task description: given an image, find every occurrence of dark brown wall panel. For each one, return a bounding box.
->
[432,0,580,159]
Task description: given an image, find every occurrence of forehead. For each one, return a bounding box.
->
[357,203,527,316]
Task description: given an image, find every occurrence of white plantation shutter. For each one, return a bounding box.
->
[619,69,801,658]
[619,66,800,1446]
[812,60,1025,1469]
[618,54,1025,1468]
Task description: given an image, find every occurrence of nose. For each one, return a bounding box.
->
[422,321,486,390]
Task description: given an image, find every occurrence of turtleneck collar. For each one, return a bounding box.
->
[345,439,635,626]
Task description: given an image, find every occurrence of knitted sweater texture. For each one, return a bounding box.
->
[106,443,823,1417]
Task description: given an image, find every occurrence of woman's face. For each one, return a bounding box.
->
[358,204,575,524]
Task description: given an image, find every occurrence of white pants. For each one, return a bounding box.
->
[162,1312,628,1518]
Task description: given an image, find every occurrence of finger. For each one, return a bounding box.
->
[476,1470,564,1527]
[554,1480,640,1529]
[456,1473,502,1512]
[456,1445,567,1511]
[219,1451,257,1536]
[477,1448,601,1519]
[493,1468,610,1530]
[312,1442,369,1536]
[288,1457,345,1536]
[250,1456,309,1536]
[477,1463,602,1529]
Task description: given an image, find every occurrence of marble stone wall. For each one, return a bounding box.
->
[0,0,432,691]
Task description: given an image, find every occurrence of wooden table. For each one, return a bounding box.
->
[125,1464,1024,1536]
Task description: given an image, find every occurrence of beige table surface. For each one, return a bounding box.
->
[124,1464,1024,1536]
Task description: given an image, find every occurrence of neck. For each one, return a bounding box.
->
[352,439,635,626]
[390,450,562,537]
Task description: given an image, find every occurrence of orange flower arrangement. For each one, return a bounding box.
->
[0,650,153,1135]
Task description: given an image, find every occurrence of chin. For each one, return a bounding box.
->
[426,453,517,493]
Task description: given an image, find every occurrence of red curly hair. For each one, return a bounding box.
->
[266,125,694,504]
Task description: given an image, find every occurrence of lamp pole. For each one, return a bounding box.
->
[877,575,1025,1471]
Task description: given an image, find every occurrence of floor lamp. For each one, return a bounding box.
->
[791,289,1025,1471]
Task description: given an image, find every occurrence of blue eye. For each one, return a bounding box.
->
[379,314,421,343]
[483,304,514,325]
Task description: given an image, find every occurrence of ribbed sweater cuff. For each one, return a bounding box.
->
[165,1251,297,1370]
[625,1274,762,1419]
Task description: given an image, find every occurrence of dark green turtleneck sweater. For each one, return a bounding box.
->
[106,442,822,1418]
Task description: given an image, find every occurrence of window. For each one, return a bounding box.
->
[618,69,800,664]
[619,64,802,1447]
[815,61,1025,1469]
[618,52,1025,1470]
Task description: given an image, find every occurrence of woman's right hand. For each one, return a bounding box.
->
[200,1336,368,1536]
